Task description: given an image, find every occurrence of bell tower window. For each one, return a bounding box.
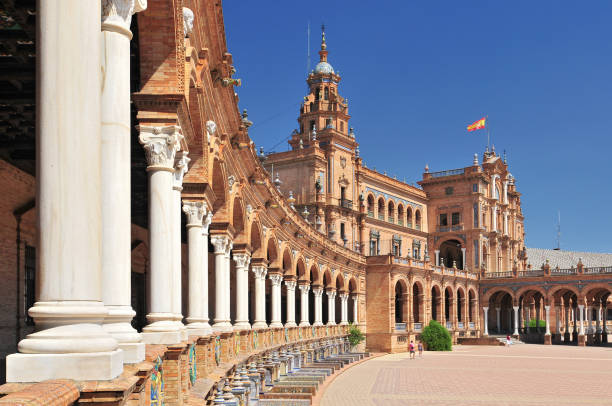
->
[324,87,329,100]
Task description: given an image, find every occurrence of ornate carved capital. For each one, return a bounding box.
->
[327,290,337,300]
[312,287,323,297]
[173,151,190,190]
[233,253,251,270]
[182,201,206,227]
[102,0,147,38]
[284,280,297,291]
[339,293,349,301]
[138,125,182,170]
[252,265,267,280]
[299,284,310,294]
[269,273,283,287]
[210,235,230,254]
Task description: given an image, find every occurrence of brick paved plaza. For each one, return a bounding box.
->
[321,345,612,405]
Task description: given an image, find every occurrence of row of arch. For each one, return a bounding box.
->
[366,194,422,228]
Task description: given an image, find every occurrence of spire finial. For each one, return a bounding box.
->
[321,23,326,50]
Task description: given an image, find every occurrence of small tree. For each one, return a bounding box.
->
[348,323,365,348]
[421,320,452,351]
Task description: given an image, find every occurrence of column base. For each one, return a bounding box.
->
[285,321,297,328]
[578,334,586,346]
[186,322,213,337]
[339,321,348,326]
[269,321,283,328]
[313,322,323,327]
[6,349,123,383]
[252,321,268,330]
[141,330,184,345]
[327,322,336,326]
[212,321,233,334]
[233,322,251,331]
[544,334,552,345]
[119,342,145,363]
[299,321,310,327]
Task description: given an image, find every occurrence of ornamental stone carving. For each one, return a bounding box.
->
[183,7,194,37]
[201,212,213,233]
[102,0,147,34]
[173,151,190,189]
[339,293,349,301]
[285,280,297,291]
[210,235,230,254]
[233,253,251,270]
[299,284,310,293]
[269,274,283,287]
[138,125,182,169]
[205,120,217,143]
[228,175,236,192]
[312,287,323,297]
[252,266,267,280]
[182,201,206,226]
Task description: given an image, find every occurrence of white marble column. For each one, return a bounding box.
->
[233,253,251,330]
[6,0,122,382]
[139,127,183,346]
[555,306,561,335]
[285,280,297,327]
[513,306,519,336]
[339,293,349,325]
[503,212,509,235]
[578,304,585,335]
[596,305,602,333]
[586,305,593,334]
[200,215,212,334]
[496,307,501,332]
[327,289,337,326]
[544,305,551,335]
[564,305,570,335]
[503,180,508,204]
[435,250,440,266]
[461,248,466,270]
[299,284,310,326]
[100,0,146,365]
[269,274,283,328]
[211,235,232,332]
[483,307,489,335]
[183,201,211,336]
[172,152,190,337]
[352,294,359,324]
[313,287,324,326]
[252,265,268,329]
[492,206,498,232]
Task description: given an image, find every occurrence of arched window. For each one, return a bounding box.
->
[377,198,385,221]
[407,207,413,228]
[315,87,320,101]
[397,205,404,226]
[387,201,395,223]
[367,195,374,217]
[324,87,329,100]
[415,210,421,230]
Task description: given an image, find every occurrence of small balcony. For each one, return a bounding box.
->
[378,214,384,221]
[446,321,453,330]
[398,219,404,226]
[340,198,353,210]
[413,322,423,332]
[388,216,394,223]
[395,322,407,331]
[367,210,374,218]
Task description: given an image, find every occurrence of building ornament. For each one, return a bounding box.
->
[299,284,310,293]
[211,235,230,254]
[201,212,213,234]
[102,0,147,36]
[183,7,194,37]
[182,201,206,227]
[312,286,323,297]
[138,125,183,169]
[173,151,190,189]
[284,280,297,290]
[228,175,236,192]
[205,120,217,143]
[233,253,251,270]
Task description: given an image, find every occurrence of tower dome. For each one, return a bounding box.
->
[314,61,334,74]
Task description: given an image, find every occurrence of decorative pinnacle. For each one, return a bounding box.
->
[321,24,326,50]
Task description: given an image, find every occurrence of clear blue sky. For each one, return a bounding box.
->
[223,1,612,253]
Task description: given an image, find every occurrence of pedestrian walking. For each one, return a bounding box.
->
[418,341,423,357]
[409,341,415,359]
[506,334,512,347]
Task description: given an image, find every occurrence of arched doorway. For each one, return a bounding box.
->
[439,239,463,269]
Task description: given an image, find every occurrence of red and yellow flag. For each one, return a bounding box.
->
[467,117,486,132]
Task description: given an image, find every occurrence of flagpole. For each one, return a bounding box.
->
[486,115,490,152]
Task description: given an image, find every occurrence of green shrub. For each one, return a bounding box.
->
[524,319,546,328]
[421,320,452,351]
[348,323,365,347]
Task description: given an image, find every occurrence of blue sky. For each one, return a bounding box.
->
[223,1,612,253]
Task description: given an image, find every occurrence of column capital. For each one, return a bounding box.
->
[298,284,310,293]
[201,212,213,235]
[312,286,323,296]
[102,0,147,38]
[138,125,182,170]
[483,306,489,311]
[232,252,251,269]
[210,234,231,254]
[285,280,297,290]
[269,273,283,287]
[173,151,190,190]
[327,290,337,300]
[182,201,206,227]
[251,265,267,280]
[339,293,349,301]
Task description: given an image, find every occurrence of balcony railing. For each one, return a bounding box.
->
[437,226,450,232]
[550,267,577,275]
[395,322,407,331]
[584,266,612,274]
[378,214,384,221]
[367,210,374,218]
[388,216,394,223]
[415,224,421,230]
[457,322,465,329]
[451,225,463,231]
[483,271,514,279]
[469,322,475,329]
[407,222,412,228]
[398,219,404,226]
[518,270,545,277]
[430,168,465,178]
[413,323,423,332]
[340,198,353,210]
[446,322,453,330]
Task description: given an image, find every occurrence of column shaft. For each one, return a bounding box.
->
[269,274,283,327]
[252,266,268,329]
[285,280,297,327]
[211,235,232,332]
[299,284,310,326]
[233,253,251,330]
[340,293,348,325]
[544,305,551,335]
[172,152,189,334]
[352,294,359,324]
[327,289,337,326]
[313,287,323,326]
[483,307,489,335]
[513,306,519,336]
